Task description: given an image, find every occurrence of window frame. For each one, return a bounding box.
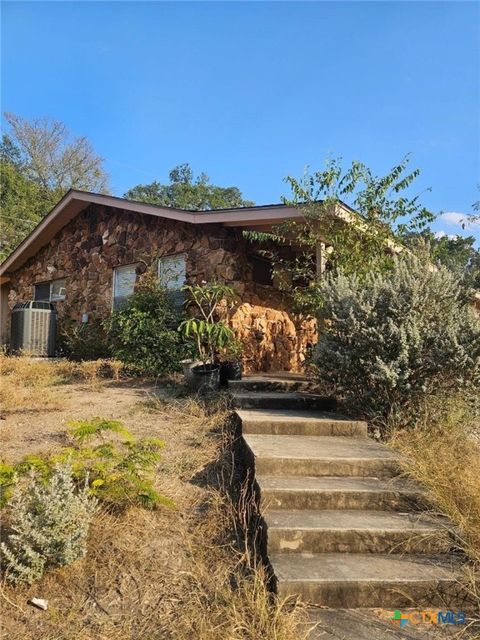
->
[112,263,139,309]
[34,278,67,302]
[157,253,187,291]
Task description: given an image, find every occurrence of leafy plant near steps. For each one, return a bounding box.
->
[1,462,98,584]
[1,418,173,510]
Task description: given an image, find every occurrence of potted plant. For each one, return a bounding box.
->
[178,282,236,392]
[219,338,244,387]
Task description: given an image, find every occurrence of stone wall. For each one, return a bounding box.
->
[7,204,317,372]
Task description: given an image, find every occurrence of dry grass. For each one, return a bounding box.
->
[0,355,125,415]
[391,395,480,624]
[0,364,309,640]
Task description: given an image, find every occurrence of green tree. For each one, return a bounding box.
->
[402,229,480,291]
[124,163,253,210]
[245,156,435,313]
[0,113,109,261]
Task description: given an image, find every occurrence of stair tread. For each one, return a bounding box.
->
[265,509,446,531]
[234,391,328,400]
[237,408,364,424]
[258,475,422,494]
[244,434,398,460]
[270,553,462,583]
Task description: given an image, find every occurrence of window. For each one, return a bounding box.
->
[158,254,186,291]
[113,264,137,309]
[158,254,186,309]
[34,279,66,302]
[250,255,273,286]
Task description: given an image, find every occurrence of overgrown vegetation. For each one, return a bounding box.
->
[0,372,308,640]
[108,275,188,376]
[1,418,170,510]
[313,252,480,432]
[392,395,480,566]
[246,156,435,313]
[1,462,98,584]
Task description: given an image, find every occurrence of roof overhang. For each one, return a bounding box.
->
[0,190,304,275]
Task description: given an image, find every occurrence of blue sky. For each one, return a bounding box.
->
[2,1,479,242]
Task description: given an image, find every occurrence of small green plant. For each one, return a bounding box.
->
[5,419,172,511]
[0,462,16,508]
[179,282,236,366]
[1,462,98,584]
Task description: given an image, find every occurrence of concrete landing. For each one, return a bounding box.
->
[305,608,479,639]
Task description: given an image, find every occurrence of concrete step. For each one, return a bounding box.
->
[234,391,336,412]
[238,409,367,437]
[257,475,426,511]
[244,434,400,478]
[270,552,464,608]
[265,509,451,554]
[229,377,314,393]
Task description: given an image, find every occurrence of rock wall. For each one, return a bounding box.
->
[7,204,317,372]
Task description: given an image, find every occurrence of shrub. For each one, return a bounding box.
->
[314,253,480,431]
[107,275,187,376]
[58,319,112,360]
[12,418,172,510]
[1,462,98,584]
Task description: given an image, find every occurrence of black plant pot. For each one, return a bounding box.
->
[190,363,221,393]
[219,361,243,387]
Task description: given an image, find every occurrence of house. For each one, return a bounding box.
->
[0,190,326,372]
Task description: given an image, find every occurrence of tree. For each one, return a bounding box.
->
[3,113,109,195]
[124,163,253,210]
[0,113,109,261]
[245,156,435,313]
[402,229,480,292]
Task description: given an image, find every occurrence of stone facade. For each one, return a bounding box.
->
[7,204,317,372]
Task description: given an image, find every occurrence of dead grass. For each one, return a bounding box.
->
[391,395,480,623]
[0,355,125,415]
[0,362,309,640]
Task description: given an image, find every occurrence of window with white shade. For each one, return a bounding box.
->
[158,254,186,291]
[34,278,66,302]
[113,264,138,309]
[158,253,186,309]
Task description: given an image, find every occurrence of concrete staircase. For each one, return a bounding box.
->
[232,377,464,609]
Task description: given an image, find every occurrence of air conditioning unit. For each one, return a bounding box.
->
[10,301,57,357]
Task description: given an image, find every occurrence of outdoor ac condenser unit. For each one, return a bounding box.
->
[10,301,57,357]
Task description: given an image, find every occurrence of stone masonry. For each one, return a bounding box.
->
[7,204,317,373]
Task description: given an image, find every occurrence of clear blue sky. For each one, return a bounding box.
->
[2,1,479,242]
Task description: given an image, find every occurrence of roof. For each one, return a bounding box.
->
[0,190,304,276]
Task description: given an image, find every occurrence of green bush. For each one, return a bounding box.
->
[107,276,188,376]
[314,253,480,431]
[58,319,112,361]
[1,462,98,584]
[10,418,172,511]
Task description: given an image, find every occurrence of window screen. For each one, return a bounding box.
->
[158,254,186,290]
[34,282,51,301]
[113,264,137,309]
[158,254,186,310]
[251,255,273,286]
[50,279,66,301]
